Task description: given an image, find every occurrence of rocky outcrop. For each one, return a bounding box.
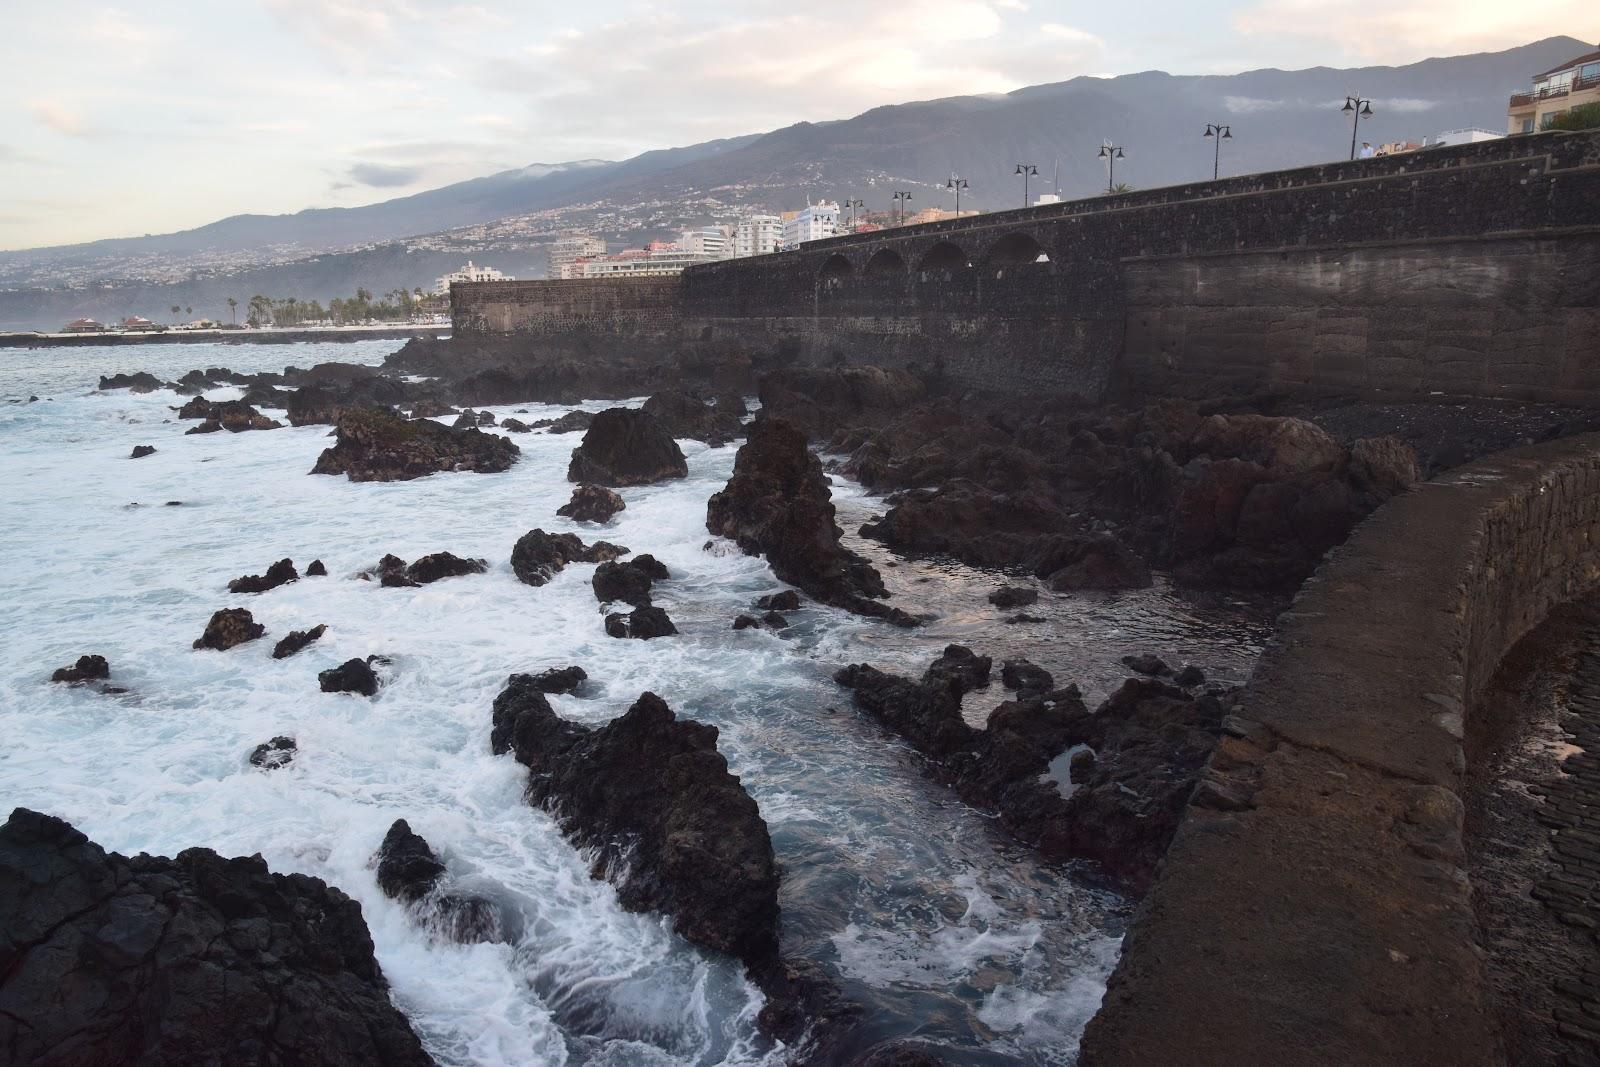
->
[510,529,627,587]
[707,417,913,626]
[404,552,488,584]
[499,417,531,433]
[0,808,432,1066]
[989,586,1037,609]
[755,590,800,611]
[193,608,265,651]
[311,408,519,482]
[534,410,594,434]
[641,390,742,444]
[489,683,779,965]
[98,371,164,392]
[176,397,282,432]
[1030,532,1152,592]
[306,559,329,576]
[319,656,382,696]
[557,484,625,523]
[604,605,678,639]
[228,558,299,594]
[757,367,927,439]
[835,652,1231,890]
[592,555,669,607]
[566,408,688,486]
[373,820,503,944]
[249,735,297,769]
[272,624,327,660]
[50,654,110,683]
[130,445,155,459]
[527,665,587,695]
[284,374,445,426]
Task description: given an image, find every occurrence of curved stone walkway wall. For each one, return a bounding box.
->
[1079,433,1600,1066]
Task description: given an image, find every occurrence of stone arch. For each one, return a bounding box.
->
[917,241,970,272]
[864,248,907,276]
[986,231,1050,266]
[818,253,853,289]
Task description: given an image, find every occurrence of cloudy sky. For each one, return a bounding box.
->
[2,0,1594,249]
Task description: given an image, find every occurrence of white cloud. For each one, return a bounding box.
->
[1224,95,1289,113]
[1234,0,1596,64]
[28,100,92,137]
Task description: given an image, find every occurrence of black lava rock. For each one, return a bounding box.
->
[249,736,297,769]
[528,665,587,695]
[319,656,382,696]
[193,608,265,651]
[228,558,298,594]
[604,605,678,640]
[130,445,156,459]
[272,624,327,660]
[51,654,110,683]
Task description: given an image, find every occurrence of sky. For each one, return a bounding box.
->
[2,0,1595,250]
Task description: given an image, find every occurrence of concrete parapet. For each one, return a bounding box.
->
[1079,433,1600,1065]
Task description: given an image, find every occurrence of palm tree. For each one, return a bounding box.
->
[227,297,238,325]
[247,294,270,326]
[170,305,180,323]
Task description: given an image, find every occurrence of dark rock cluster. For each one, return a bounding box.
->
[567,408,688,486]
[177,397,283,433]
[835,648,1233,890]
[193,608,265,651]
[557,484,626,523]
[249,735,297,769]
[364,551,488,587]
[311,408,519,482]
[510,529,626,587]
[373,819,504,944]
[0,808,431,1065]
[50,654,110,683]
[319,656,384,697]
[641,390,742,444]
[707,417,914,626]
[272,624,327,660]
[228,557,299,594]
[489,682,779,965]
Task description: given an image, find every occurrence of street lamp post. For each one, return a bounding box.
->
[1342,95,1373,160]
[892,190,913,225]
[1015,163,1038,207]
[1202,124,1232,180]
[845,199,863,229]
[946,176,968,216]
[1097,143,1126,194]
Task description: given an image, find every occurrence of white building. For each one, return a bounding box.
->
[548,235,607,279]
[433,260,510,295]
[677,227,732,259]
[580,244,720,279]
[781,202,840,250]
[1427,128,1504,147]
[730,215,783,258]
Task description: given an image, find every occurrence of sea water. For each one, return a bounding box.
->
[0,340,1273,1065]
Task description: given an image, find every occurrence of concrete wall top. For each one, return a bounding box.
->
[1080,433,1600,1066]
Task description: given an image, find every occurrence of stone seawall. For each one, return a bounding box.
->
[454,130,1600,406]
[1079,433,1600,1066]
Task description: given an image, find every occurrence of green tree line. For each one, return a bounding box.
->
[241,287,442,327]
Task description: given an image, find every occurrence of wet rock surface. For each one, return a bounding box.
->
[510,529,627,587]
[176,397,282,432]
[311,408,518,482]
[557,483,626,523]
[527,665,587,694]
[707,417,913,626]
[192,608,265,651]
[373,819,504,945]
[641,390,742,444]
[249,735,297,769]
[592,554,669,607]
[228,557,299,594]
[129,444,155,459]
[98,371,165,392]
[0,807,432,1066]
[604,604,678,639]
[489,684,779,966]
[319,656,382,696]
[403,551,489,584]
[50,654,110,683]
[566,408,688,486]
[283,374,445,427]
[836,651,1231,890]
[272,624,327,660]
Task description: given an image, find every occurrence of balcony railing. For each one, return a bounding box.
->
[1510,71,1600,108]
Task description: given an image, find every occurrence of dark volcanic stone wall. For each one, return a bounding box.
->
[454,129,1600,404]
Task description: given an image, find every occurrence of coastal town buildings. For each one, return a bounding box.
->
[569,241,720,279]
[730,215,783,258]
[781,202,840,250]
[1508,45,1600,132]
[547,235,607,279]
[433,260,511,295]
[677,227,732,258]
[61,318,106,333]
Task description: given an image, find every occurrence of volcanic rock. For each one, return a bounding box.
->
[489,684,779,964]
[989,586,1038,609]
[642,390,742,444]
[405,551,488,584]
[319,656,382,696]
[567,408,688,486]
[833,663,977,760]
[528,665,587,695]
[604,605,678,639]
[511,529,627,586]
[756,366,927,439]
[249,736,297,769]
[176,397,282,432]
[1121,653,1172,677]
[130,444,156,459]
[592,558,661,607]
[311,408,518,482]
[923,645,992,694]
[228,557,299,594]
[499,417,532,433]
[732,615,760,630]
[0,808,431,1066]
[307,559,328,576]
[761,611,789,629]
[284,375,441,426]
[707,418,912,626]
[755,590,801,611]
[1031,532,1153,592]
[375,819,446,903]
[50,654,109,683]
[1001,658,1054,696]
[272,624,327,660]
[98,371,164,392]
[1174,664,1207,688]
[193,608,265,650]
[557,484,626,523]
[536,409,595,434]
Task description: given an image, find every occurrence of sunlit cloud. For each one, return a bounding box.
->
[28,100,93,137]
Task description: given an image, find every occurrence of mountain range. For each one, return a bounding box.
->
[0,35,1589,332]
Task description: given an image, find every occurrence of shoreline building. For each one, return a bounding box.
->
[781,202,840,250]
[434,260,511,295]
[730,215,783,258]
[677,226,732,259]
[571,241,720,279]
[1508,45,1600,133]
[548,235,607,280]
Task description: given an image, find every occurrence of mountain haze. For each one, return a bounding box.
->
[1,35,1589,332]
